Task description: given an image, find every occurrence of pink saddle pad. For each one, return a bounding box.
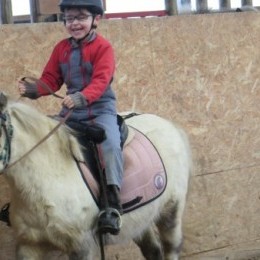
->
[78,127,167,213]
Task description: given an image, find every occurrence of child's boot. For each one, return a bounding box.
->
[98,185,122,235]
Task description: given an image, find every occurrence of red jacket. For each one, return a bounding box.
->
[38,33,116,105]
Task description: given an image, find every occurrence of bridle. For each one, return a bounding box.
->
[0,111,13,170]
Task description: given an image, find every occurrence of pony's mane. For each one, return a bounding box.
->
[8,101,83,161]
[9,101,63,136]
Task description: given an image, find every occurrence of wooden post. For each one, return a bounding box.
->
[29,0,38,23]
[196,0,208,13]
[103,0,106,12]
[165,0,178,15]
[242,0,253,5]
[220,0,231,9]
[0,0,12,24]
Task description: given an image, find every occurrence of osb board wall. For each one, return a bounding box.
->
[0,12,260,259]
[37,0,60,14]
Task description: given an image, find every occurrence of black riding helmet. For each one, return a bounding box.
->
[59,0,104,15]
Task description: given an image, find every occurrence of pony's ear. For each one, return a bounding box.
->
[0,92,8,112]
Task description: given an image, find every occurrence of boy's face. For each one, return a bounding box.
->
[64,8,100,40]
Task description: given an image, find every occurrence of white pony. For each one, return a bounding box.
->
[0,93,192,260]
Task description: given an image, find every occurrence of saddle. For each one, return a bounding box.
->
[68,113,167,213]
[65,114,131,146]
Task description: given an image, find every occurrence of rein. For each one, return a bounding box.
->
[2,77,73,170]
[21,76,64,99]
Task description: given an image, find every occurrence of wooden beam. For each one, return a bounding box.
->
[165,0,178,15]
[105,10,167,19]
[196,0,208,12]
[242,0,253,5]
[29,0,37,22]
[0,0,12,24]
[220,0,231,9]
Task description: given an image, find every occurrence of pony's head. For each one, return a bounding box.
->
[0,92,84,173]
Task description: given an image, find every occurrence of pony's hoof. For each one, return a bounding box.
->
[0,203,10,226]
[97,208,122,235]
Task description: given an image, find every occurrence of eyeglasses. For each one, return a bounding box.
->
[64,14,92,24]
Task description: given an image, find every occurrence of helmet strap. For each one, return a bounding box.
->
[91,14,97,29]
[84,14,96,39]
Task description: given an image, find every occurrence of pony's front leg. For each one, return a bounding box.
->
[156,200,185,260]
[16,243,46,260]
[134,225,163,260]
[69,250,94,260]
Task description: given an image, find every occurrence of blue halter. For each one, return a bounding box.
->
[0,112,13,170]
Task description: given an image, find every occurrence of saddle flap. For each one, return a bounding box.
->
[78,127,167,214]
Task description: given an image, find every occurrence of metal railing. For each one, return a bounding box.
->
[0,0,258,24]
[166,0,258,15]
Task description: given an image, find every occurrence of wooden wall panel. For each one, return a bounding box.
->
[37,0,60,14]
[0,12,259,259]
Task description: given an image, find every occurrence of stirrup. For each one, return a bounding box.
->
[0,203,10,226]
[97,208,122,235]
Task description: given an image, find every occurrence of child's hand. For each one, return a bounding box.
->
[17,80,26,95]
[17,79,39,99]
[63,92,87,109]
[62,95,75,109]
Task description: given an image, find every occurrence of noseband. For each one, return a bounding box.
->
[0,112,13,170]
